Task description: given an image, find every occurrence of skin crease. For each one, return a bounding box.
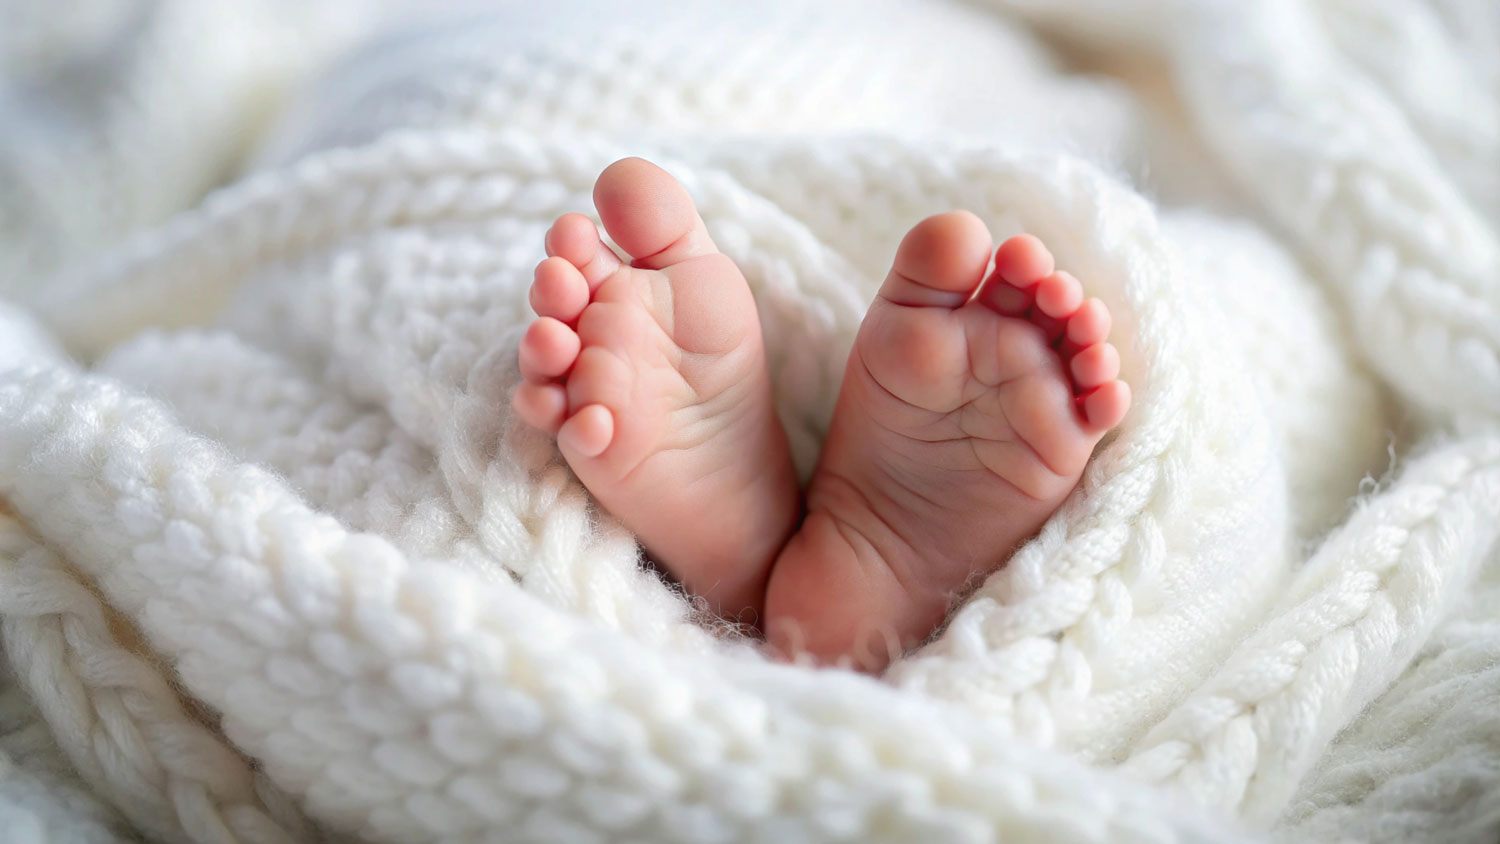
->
[515,158,1130,673]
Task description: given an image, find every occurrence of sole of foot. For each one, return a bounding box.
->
[512,158,800,621]
[764,211,1130,671]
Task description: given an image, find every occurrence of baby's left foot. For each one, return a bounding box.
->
[766,213,1130,670]
[511,159,799,621]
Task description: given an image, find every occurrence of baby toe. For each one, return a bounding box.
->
[512,381,569,433]
[993,234,1055,287]
[1034,271,1084,319]
[519,317,581,381]
[558,404,615,458]
[1069,342,1121,392]
[1080,380,1132,434]
[531,257,591,323]
[1010,373,1090,477]
[593,157,718,269]
[879,210,994,308]
[555,343,632,461]
[545,213,595,261]
[1063,298,1112,354]
[545,212,621,288]
[976,234,1057,316]
[563,345,633,425]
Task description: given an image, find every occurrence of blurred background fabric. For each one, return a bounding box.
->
[0,1,1496,842]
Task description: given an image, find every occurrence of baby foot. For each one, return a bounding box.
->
[765,212,1130,671]
[511,158,799,620]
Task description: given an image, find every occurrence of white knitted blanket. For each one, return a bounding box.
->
[2,0,1498,841]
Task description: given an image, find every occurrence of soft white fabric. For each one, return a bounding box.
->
[0,0,1496,842]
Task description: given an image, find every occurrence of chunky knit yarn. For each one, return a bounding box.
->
[0,0,1496,842]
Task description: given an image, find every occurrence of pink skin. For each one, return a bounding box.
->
[764,212,1130,672]
[515,162,1130,672]
[513,158,800,621]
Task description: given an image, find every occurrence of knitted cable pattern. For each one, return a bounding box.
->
[1123,430,1500,822]
[0,350,1241,842]
[0,517,315,843]
[0,652,131,844]
[1277,546,1500,843]
[0,0,1497,841]
[1172,0,1500,421]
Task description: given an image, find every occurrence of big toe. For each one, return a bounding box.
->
[880,211,994,308]
[593,157,716,270]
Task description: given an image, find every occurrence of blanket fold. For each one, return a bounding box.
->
[1,1,1496,842]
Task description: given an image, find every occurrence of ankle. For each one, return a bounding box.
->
[763,509,945,670]
[675,452,801,624]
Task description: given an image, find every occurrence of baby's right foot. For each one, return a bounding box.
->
[511,158,799,621]
[766,213,1130,671]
